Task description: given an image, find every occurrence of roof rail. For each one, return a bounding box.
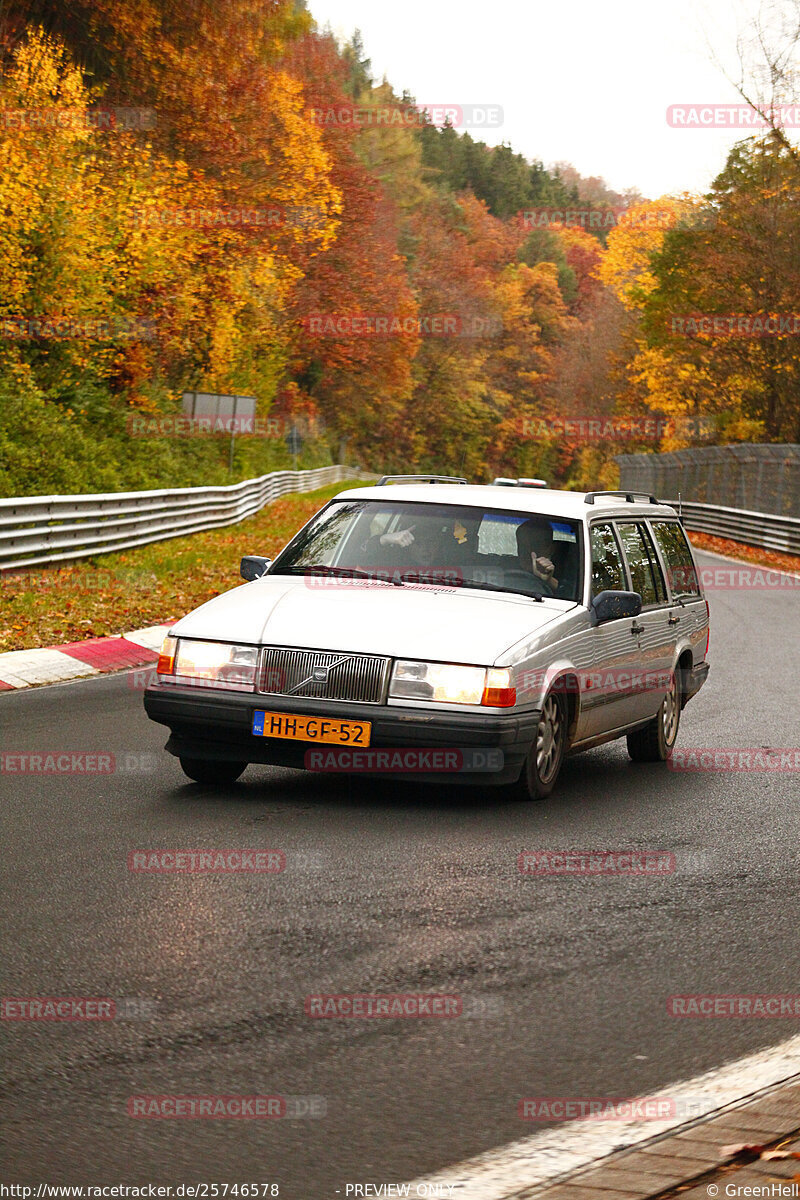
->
[375,474,468,486]
[584,490,660,505]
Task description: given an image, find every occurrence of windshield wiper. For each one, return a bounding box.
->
[457,580,545,601]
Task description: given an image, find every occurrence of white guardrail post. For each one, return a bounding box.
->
[0,466,371,572]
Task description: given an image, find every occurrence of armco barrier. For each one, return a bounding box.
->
[0,466,371,572]
[2,470,797,572]
[673,500,800,555]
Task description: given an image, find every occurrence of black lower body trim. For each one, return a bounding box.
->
[682,661,710,705]
[144,684,539,786]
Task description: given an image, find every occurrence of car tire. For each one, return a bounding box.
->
[626,670,681,763]
[179,757,247,785]
[512,691,568,800]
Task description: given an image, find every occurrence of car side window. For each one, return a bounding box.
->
[616,522,667,606]
[650,521,701,599]
[590,523,626,596]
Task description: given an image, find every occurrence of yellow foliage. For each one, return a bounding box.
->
[598,195,703,309]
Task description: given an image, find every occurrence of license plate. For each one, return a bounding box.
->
[252,711,371,746]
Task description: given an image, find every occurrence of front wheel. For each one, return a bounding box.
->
[626,671,681,762]
[179,757,247,785]
[511,691,568,800]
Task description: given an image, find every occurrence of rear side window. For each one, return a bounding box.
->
[590,523,626,596]
[616,523,667,606]
[650,521,701,598]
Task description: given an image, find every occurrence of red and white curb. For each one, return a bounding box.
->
[0,625,170,690]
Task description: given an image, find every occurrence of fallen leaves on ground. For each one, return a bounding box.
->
[687,530,800,576]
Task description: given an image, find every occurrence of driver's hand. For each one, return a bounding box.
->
[381,526,415,548]
[533,556,555,581]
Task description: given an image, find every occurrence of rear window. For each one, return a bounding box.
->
[650,521,701,598]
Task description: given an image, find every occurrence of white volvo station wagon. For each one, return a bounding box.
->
[144,477,710,799]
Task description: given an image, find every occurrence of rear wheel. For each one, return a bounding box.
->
[179,757,247,785]
[512,691,567,800]
[626,670,680,762]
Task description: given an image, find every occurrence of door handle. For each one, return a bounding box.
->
[631,622,644,635]
[667,614,680,625]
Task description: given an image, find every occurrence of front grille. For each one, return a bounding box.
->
[259,647,390,704]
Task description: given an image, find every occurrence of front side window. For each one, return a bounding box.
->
[616,522,667,606]
[271,500,583,601]
[590,523,626,596]
[650,521,701,599]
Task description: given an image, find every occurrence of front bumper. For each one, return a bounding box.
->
[144,683,539,786]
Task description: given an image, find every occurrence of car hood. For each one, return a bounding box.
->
[170,576,568,665]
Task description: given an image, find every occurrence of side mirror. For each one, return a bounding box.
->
[240,555,272,581]
[591,590,642,625]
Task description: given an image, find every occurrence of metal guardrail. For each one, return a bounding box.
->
[674,501,800,555]
[0,466,371,572]
[2,467,796,572]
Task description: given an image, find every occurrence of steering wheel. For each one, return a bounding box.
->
[499,568,551,596]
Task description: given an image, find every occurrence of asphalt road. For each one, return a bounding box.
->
[2,550,799,1196]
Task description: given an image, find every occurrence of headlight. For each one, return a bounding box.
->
[158,638,258,691]
[389,661,515,707]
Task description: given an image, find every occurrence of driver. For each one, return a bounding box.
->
[516,519,559,593]
[363,519,447,569]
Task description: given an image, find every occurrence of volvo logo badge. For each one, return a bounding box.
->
[312,667,329,683]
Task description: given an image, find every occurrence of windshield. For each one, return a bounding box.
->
[270,499,583,602]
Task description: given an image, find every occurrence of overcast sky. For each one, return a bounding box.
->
[308,0,787,199]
